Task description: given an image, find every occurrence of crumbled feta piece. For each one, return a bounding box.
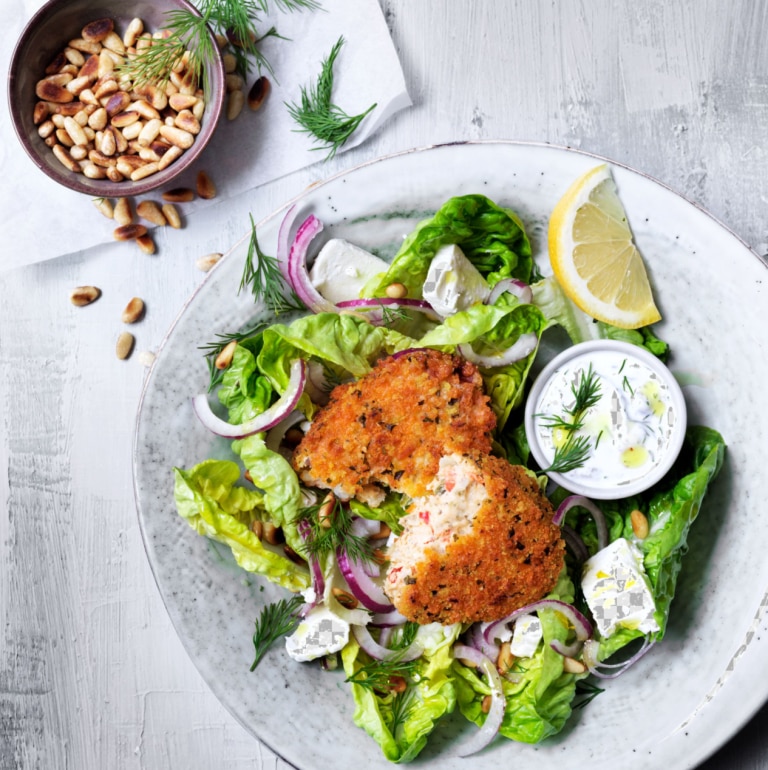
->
[421,244,490,316]
[581,538,659,638]
[309,239,389,304]
[285,605,350,662]
[510,614,543,657]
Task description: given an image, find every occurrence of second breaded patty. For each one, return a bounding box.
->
[292,349,496,505]
[385,452,565,625]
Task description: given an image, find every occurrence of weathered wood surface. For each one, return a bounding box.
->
[2,1,768,767]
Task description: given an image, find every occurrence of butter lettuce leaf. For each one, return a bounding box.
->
[362,195,532,299]
[173,460,310,591]
[341,624,460,763]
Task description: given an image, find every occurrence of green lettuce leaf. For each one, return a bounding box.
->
[173,460,310,591]
[217,339,274,425]
[454,569,580,745]
[362,195,532,299]
[341,624,460,762]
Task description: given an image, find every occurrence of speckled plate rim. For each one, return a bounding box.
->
[133,139,768,770]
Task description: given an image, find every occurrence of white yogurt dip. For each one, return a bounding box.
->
[524,340,687,499]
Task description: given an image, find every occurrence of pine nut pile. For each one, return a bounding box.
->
[34,16,206,183]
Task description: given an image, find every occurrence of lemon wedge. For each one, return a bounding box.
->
[548,164,661,329]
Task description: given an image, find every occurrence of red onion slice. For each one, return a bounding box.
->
[264,410,305,455]
[287,215,338,314]
[453,643,506,757]
[484,599,593,650]
[297,518,324,602]
[351,624,423,662]
[276,203,300,279]
[336,297,442,324]
[369,608,409,627]
[554,495,609,552]
[486,278,533,306]
[582,637,655,679]
[192,358,307,438]
[457,331,537,368]
[337,548,394,613]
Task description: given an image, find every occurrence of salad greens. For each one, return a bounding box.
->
[173,193,726,761]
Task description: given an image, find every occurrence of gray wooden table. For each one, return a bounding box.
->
[2,1,766,767]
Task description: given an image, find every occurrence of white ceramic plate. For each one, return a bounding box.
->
[133,141,768,769]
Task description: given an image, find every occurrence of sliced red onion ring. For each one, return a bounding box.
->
[453,643,505,757]
[487,278,533,306]
[484,599,593,650]
[336,297,442,324]
[554,495,609,552]
[337,548,394,613]
[351,624,423,662]
[287,215,338,314]
[561,523,590,564]
[264,410,305,455]
[466,623,500,661]
[192,358,307,439]
[457,332,537,368]
[297,518,324,602]
[350,517,382,577]
[369,608,408,627]
[582,637,655,679]
[276,203,300,278]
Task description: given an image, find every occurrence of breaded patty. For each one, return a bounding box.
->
[385,453,564,625]
[292,349,496,505]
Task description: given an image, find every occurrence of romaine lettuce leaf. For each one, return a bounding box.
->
[362,195,532,299]
[173,459,310,591]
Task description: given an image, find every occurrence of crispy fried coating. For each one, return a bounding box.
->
[385,453,565,625]
[292,349,496,505]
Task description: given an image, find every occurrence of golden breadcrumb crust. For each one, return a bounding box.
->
[292,349,496,503]
[385,454,565,625]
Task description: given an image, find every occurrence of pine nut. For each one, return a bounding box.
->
[332,588,358,610]
[387,676,407,694]
[115,331,135,360]
[131,162,159,181]
[222,52,237,73]
[38,120,55,139]
[385,282,408,299]
[69,38,101,55]
[227,89,244,120]
[121,121,143,140]
[195,252,221,271]
[630,509,650,539]
[169,93,197,111]
[82,18,113,43]
[497,641,514,674]
[102,31,126,56]
[113,197,132,225]
[52,144,81,171]
[136,200,166,226]
[250,519,264,539]
[105,91,131,116]
[157,145,183,170]
[123,18,144,48]
[159,124,194,149]
[88,107,108,130]
[92,197,114,218]
[262,522,283,545]
[162,187,195,202]
[215,340,237,369]
[137,118,162,146]
[162,203,182,229]
[82,161,106,179]
[65,75,91,95]
[33,102,49,125]
[136,234,156,254]
[562,657,587,674]
[113,223,147,241]
[56,128,75,147]
[36,80,73,103]
[127,99,160,121]
[196,170,216,199]
[63,47,86,68]
[70,285,101,306]
[226,73,244,92]
[64,115,88,145]
[318,493,336,528]
[174,110,200,135]
[248,76,270,111]
[481,694,492,714]
[121,297,145,323]
[70,145,88,161]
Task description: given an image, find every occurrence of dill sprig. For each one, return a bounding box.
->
[286,36,377,159]
[380,303,410,327]
[389,688,416,735]
[250,594,304,671]
[119,0,319,90]
[539,364,602,474]
[345,652,419,693]
[239,213,305,314]
[573,679,604,709]
[198,319,267,390]
[298,498,375,564]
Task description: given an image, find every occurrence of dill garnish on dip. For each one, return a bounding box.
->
[525,340,687,499]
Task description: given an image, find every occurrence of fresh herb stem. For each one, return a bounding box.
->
[286,36,377,159]
[199,320,267,390]
[239,213,305,314]
[298,498,376,565]
[250,594,304,671]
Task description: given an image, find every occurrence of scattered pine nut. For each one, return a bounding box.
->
[162,187,195,203]
[226,89,244,120]
[195,252,222,271]
[161,203,181,229]
[136,199,167,226]
[115,331,135,360]
[70,285,101,306]
[562,657,587,674]
[214,339,237,369]
[113,223,147,241]
[248,76,270,111]
[385,282,407,299]
[121,297,145,323]
[196,170,216,199]
[630,509,650,539]
[92,197,113,219]
[113,197,133,225]
[332,587,358,610]
[136,234,156,254]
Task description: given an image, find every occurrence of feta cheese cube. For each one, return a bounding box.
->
[510,614,543,658]
[285,605,350,662]
[581,537,659,638]
[309,239,389,304]
[422,244,490,316]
